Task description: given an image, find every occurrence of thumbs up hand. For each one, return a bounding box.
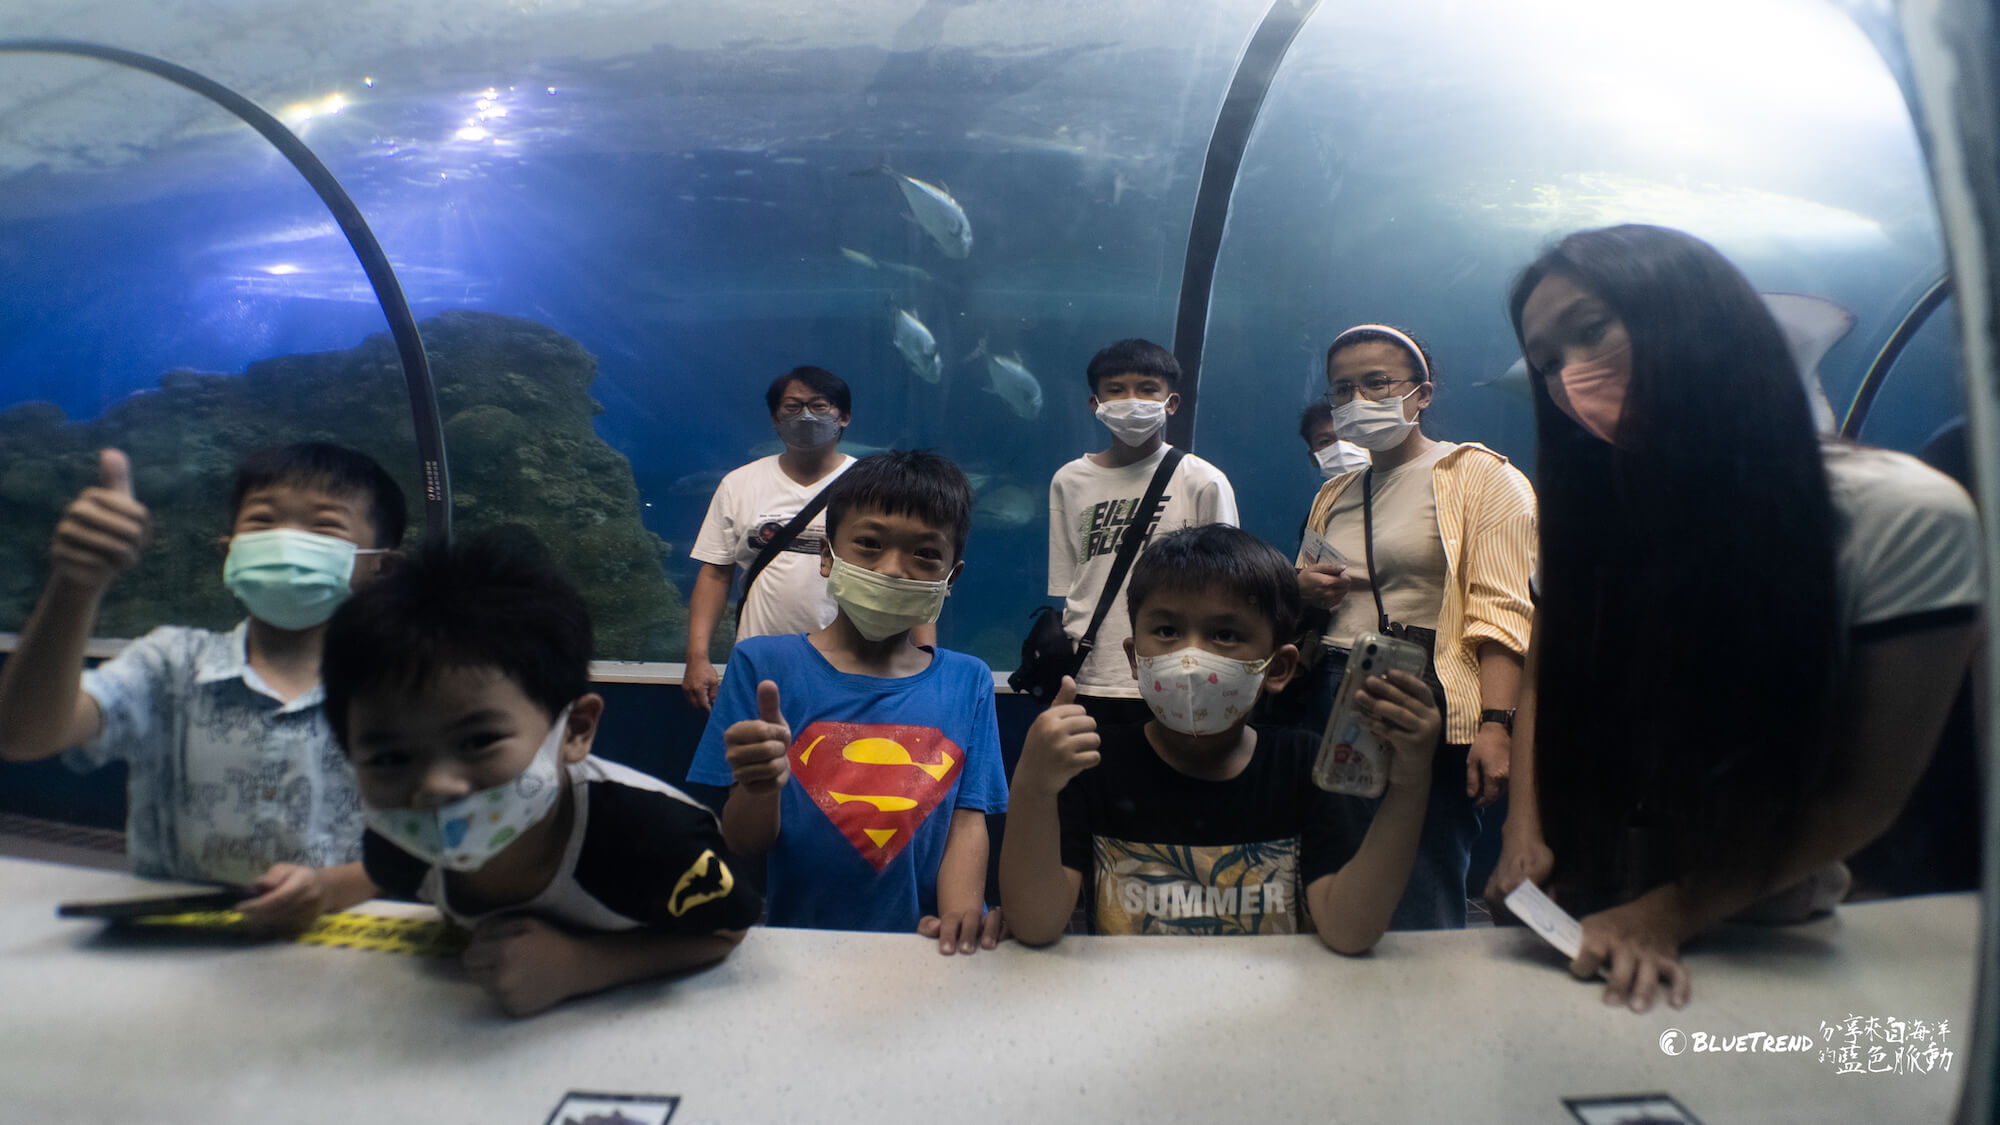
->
[1015,676,1101,798]
[723,679,794,794]
[50,449,155,591]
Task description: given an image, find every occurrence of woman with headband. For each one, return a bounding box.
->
[1291,323,1537,930]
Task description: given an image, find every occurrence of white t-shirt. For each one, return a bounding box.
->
[690,454,855,640]
[1823,441,1982,635]
[1048,445,1240,698]
[1319,441,1454,648]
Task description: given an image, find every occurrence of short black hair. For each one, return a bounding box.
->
[823,450,974,558]
[322,526,592,749]
[765,366,852,416]
[1126,524,1299,644]
[1085,338,1181,394]
[1299,400,1334,444]
[230,442,407,548]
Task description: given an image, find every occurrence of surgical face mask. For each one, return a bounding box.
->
[1094,398,1169,446]
[1135,647,1273,736]
[1313,440,1371,480]
[825,555,950,641]
[364,706,571,872]
[779,409,843,449]
[222,529,385,630]
[1545,342,1631,445]
[1329,386,1422,451]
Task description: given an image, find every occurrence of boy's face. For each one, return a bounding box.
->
[1124,582,1297,693]
[820,504,964,586]
[1089,370,1180,415]
[344,664,603,811]
[227,482,390,587]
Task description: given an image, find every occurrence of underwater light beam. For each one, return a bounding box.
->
[0,38,453,540]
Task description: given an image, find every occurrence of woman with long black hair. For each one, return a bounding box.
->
[1487,225,1981,1011]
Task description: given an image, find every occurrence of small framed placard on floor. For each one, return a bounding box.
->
[542,1090,679,1125]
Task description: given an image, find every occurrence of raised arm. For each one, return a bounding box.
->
[999,677,1096,946]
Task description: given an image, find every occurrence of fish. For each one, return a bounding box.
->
[852,162,973,259]
[667,468,730,496]
[966,339,1044,420]
[749,439,895,459]
[1477,292,1855,432]
[838,246,934,283]
[974,484,1038,529]
[839,247,879,269]
[893,308,942,384]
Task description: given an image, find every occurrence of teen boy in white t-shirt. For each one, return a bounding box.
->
[1046,339,1238,727]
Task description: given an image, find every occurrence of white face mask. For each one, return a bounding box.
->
[825,555,950,641]
[1313,440,1372,480]
[364,705,571,872]
[1135,648,1273,736]
[1094,398,1169,446]
[1329,387,1422,452]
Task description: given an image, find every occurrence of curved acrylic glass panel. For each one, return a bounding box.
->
[0,1,1266,660]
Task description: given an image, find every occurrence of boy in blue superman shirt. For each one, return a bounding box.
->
[688,450,1008,954]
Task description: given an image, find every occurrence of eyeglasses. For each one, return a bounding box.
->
[777,399,836,417]
[1324,377,1418,406]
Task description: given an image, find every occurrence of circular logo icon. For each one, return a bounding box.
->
[1659,1029,1686,1056]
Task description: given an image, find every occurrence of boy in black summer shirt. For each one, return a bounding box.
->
[322,528,760,1016]
[1001,524,1438,951]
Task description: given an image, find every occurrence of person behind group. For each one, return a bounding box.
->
[1048,338,1239,726]
[1299,400,1371,483]
[1000,524,1441,949]
[1289,324,1536,930]
[686,366,879,714]
[689,451,1009,954]
[323,528,761,1017]
[0,442,406,931]
[1486,224,1981,1011]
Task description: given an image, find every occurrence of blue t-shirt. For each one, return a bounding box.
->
[688,634,1009,932]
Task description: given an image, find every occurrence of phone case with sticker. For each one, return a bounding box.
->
[1312,631,1428,797]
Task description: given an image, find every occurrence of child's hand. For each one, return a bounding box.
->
[723,680,793,794]
[463,916,586,1017]
[1355,669,1440,790]
[918,906,1007,955]
[235,863,330,934]
[50,449,153,591]
[1015,677,1100,797]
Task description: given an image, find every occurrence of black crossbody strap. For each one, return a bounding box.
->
[1362,468,1392,635]
[1075,447,1186,667]
[735,485,836,627]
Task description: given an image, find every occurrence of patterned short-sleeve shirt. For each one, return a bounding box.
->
[68,621,365,884]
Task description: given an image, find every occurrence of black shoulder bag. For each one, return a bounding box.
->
[734,488,836,629]
[1009,448,1186,703]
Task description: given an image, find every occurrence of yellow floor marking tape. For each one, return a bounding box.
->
[132,910,469,957]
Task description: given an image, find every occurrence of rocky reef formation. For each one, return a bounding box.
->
[0,310,685,659]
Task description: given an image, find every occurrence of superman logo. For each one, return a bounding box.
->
[789,722,964,871]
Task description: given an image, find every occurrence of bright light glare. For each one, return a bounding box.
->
[280,92,348,127]
[264,263,300,275]
[456,125,490,142]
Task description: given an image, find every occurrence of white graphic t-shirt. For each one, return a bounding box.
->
[690,454,855,639]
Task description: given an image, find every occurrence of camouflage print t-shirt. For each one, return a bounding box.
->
[1056,724,1372,935]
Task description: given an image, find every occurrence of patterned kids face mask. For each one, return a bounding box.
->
[363,706,572,872]
[1135,648,1273,736]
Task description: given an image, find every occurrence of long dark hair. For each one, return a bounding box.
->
[1506,225,1841,899]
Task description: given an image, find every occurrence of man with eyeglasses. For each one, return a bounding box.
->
[684,367,860,713]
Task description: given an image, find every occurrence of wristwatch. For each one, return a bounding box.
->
[1479,708,1516,735]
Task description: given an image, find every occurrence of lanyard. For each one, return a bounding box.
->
[1361,468,1392,635]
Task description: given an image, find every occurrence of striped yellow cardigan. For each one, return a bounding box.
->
[1301,442,1538,745]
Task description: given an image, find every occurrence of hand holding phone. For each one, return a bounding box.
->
[1313,632,1430,797]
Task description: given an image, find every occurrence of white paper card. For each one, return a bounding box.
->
[1505,880,1582,961]
[1299,528,1348,567]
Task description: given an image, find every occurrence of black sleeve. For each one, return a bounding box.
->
[1056,771,1093,875]
[1276,729,1368,885]
[361,829,430,902]
[573,782,764,933]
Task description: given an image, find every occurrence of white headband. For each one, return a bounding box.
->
[1329,323,1431,383]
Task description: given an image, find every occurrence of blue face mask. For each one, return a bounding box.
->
[222,529,384,630]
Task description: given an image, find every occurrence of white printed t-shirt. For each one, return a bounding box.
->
[1048,445,1239,698]
[690,454,855,639]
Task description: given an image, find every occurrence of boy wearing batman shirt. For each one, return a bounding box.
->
[689,451,1009,954]
[1001,524,1438,950]
[323,529,760,1017]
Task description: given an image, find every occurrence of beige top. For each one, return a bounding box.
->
[1318,440,1453,648]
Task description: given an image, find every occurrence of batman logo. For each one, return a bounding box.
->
[667,849,735,916]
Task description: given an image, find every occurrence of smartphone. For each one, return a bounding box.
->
[57,885,253,921]
[1312,631,1429,797]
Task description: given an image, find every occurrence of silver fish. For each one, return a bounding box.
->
[968,339,1043,420]
[855,163,973,259]
[893,308,942,384]
[839,247,878,269]
[1478,293,1853,433]
[973,484,1038,529]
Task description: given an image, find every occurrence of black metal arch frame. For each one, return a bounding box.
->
[0,38,453,541]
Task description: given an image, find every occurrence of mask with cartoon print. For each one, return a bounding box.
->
[1135,648,1273,736]
[364,706,571,872]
